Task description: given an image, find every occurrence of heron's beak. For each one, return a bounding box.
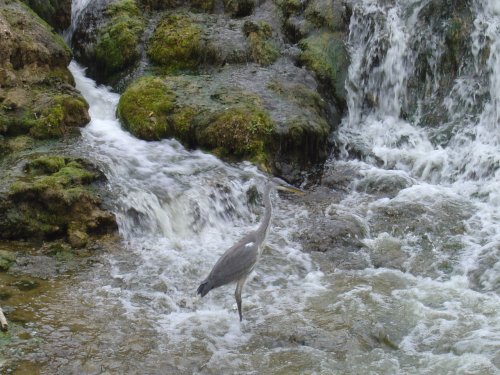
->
[275,185,305,195]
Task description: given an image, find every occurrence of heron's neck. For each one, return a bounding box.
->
[257,183,273,243]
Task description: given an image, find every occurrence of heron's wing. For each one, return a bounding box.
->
[208,232,260,289]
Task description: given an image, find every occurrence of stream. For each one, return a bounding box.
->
[2,0,500,373]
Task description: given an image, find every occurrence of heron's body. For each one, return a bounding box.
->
[197,183,273,321]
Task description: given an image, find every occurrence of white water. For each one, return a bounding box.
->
[22,0,498,372]
[66,62,329,373]
[327,0,500,372]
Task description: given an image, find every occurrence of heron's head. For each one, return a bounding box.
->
[269,177,305,195]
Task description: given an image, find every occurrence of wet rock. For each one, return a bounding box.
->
[21,0,72,32]
[298,31,349,105]
[147,12,252,72]
[367,233,407,271]
[354,170,414,198]
[71,0,146,84]
[117,65,333,180]
[0,0,90,141]
[12,279,40,291]
[224,0,258,17]
[0,155,118,246]
[299,213,370,271]
[243,20,280,66]
[403,0,475,130]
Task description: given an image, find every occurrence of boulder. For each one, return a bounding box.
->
[0,0,90,141]
[21,0,72,32]
[71,0,146,84]
[0,155,118,246]
[117,63,333,180]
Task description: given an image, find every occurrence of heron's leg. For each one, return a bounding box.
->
[235,275,248,322]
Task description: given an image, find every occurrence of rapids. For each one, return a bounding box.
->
[1,0,499,373]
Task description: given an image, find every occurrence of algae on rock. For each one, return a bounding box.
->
[0,0,90,142]
[298,32,349,104]
[0,155,117,248]
[94,0,146,80]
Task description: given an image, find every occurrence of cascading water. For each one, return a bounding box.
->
[325,0,500,372]
[4,0,499,373]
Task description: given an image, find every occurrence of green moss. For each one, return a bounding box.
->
[275,0,302,17]
[170,106,200,145]
[94,0,145,78]
[117,76,175,140]
[267,79,326,114]
[200,105,275,165]
[298,31,349,103]
[26,155,66,174]
[147,13,205,72]
[28,95,89,139]
[11,158,98,199]
[244,21,279,66]
[304,0,339,30]
[0,250,16,271]
[191,0,215,12]
[1,155,115,244]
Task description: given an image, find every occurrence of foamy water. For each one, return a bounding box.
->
[19,0,499,372]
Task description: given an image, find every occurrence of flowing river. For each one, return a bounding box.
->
[2,0,500,373]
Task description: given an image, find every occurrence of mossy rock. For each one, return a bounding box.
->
[0,155,117,245]
[190,0,215,12]
[0,2,89,141]
[274,0,303,17]
[223,0,257,17]
[0,1,71,71]
[117,71,333,179]
[117,76,175,140]
[118,75,276,166]
[94,0,145,80]
[266,79,331,176]
[243,21,279,66]
[298,31,349,105]
[199,105,275,165]
[20,0,72,32]
[147,13,208,72]
[304,0,347,31]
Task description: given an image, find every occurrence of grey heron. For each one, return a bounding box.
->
[197,179,304,321]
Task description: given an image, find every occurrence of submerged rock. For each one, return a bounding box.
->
[0,155,117,247]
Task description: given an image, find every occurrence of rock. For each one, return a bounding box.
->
[71,0,146,84]
[0,250,16,271]
[68,228,89,248]
[223,0,257,17]
[21,0,72,32]
[243,21,280,66]
[0,0,90,141]
[147,13,208,73]
[298,31,349,105]
[117,65,333,180]
[0,155,118,246]
[147,12,252,72]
